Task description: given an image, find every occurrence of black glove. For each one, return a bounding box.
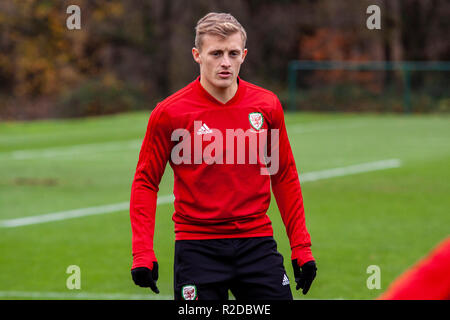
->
[291,260,317,295]
[131,261,160,294]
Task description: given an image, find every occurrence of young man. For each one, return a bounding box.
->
[130,12,317,300]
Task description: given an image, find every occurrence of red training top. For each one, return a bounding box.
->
[130,77,314,270]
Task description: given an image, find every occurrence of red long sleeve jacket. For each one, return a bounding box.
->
[130,77,314,269]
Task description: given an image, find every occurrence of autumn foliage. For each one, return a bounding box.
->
[0,0,448,119]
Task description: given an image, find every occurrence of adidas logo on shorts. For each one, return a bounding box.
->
[282,273,290,286]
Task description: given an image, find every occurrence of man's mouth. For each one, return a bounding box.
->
[218,71,232,78]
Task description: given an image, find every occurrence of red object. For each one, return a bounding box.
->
[130,77,313,269]
[378,237,450,300]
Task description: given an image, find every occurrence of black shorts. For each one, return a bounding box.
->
[173,236,293,300]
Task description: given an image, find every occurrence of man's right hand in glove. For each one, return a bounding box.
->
[131,261,160,294]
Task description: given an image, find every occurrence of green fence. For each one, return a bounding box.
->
[288,61,450,113]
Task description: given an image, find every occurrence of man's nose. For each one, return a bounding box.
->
[220,55,231,67]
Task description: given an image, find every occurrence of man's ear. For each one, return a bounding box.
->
[192,47,201,64]
[242,48,248,62]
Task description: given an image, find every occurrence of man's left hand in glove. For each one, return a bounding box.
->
[291,260,317,295]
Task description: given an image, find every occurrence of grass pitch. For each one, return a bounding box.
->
[0,110,449,299]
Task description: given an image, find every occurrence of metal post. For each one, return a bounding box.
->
[403,68,412,114]
[288,61,297,111]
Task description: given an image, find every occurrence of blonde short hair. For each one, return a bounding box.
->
[194,12,247,51]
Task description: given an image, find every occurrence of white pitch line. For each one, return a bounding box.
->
[299,159,402,182]
[0,159,400,228]
[0,120,370,160]
[288,121,367,134]
[0,194,175,228]
[0,290,340,300]
[0,290,172,300]
[0,139,141,160]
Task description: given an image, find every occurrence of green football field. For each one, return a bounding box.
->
[0,110,449,300]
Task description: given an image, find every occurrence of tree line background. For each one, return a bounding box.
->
[0,0,448,120]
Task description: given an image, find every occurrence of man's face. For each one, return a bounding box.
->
[192,32,247,90]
